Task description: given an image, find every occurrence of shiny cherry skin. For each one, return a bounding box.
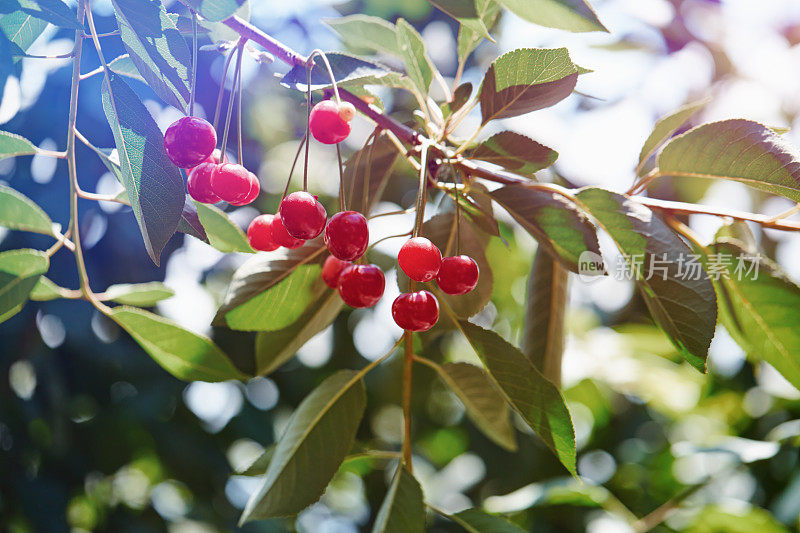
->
[398,237,442,282]
[309,100,351,144]
[210,163,251,204]
[230,172,260,206]
[337,264,385,308]
[324,211,369,261]
[279,191,327,239]
[392,290,439,332]
[187,162,221,204]
[247,214,279,252]
[270,213,305,249]
[436,255,479,295]
[164,116,217,168]
[321,255,351,289]
[187,148,224,174]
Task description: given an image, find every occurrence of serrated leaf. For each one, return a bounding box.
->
[101,74,185,265]
[111,0,192,112]
[0,10,49,56]
[457,0,500,63]
[454,320,576,475]
[176,0,245,23]
[254,291,342,376]
[396,18,435,97]
[429,0,492,41]
[107,53,146,83]
[471,131,558,175]
[8,0,81,30]
[656,119,800,203]
[715,221,756,253]
[495,0,607,33]
[523,249,568,387]
[372,466,425,533]
[241,370,366,521]
[436,362,517,450]
[103,282,174,306]
[213,240,328,329]
[0,249,48,323]
[342,133,400,215]
[452,508,527,533]
[706,241,800,391]
[281,52,402,93]
[0,130,37,159]
[324,15,400,56]
[490,184,601,274]
[195,201,253,253]
[461,182,500,237]
[0,184,54,236]
[576,188,717,371]
[480,48,583,125]
[29,276,63,301]
[110,306,246,382]
[638,99,707,171]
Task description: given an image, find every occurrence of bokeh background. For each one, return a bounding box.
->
[3,0,800,531]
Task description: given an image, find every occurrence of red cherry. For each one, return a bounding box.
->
[187,148,225,174]
[210,163,251,204]
[187,162,221,204]
[322,255,351,289]
[279,191,327,239]
[392,290,439,332]
[398,237,442,282]
[247,214,279,252]
[309,100,351,144]
[436,255,479,295]
[324,211,369,261]
[164,116,217,168]
[230,172,261,206]
[270,213,305,249]
[337,264,385,308]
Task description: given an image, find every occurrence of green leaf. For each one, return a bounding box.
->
[0,130,37,159]
[638,99,707,171]
[455,320,576,474]
[523,249,568,387]
[490,184,602,274]
[110,306,247,382]
[471,131,558,175]
[101,74,185,265]
[8,0,81,30]
[435,362,517,451]
[324,15,400,56]
[657,119,800,203]
[479,47,583,125]
[29,276,63,301]
[0,249,48,323]
[254,291,342,376]
[396,18,435,97]
[576,188,717,371]
[457,0,500,63]
[372,466,425,533]
[706,241,800,392]
[342,133,400,215]
[451,508,527,533]
[111,0,192,112]
[194,201,253,253]
[176,0,246,23]
[686,504,789,533]
[0,184,54,236]
[442,82,472,119]
[0,10,49,56]
[213,240,328,329]
[495,0,607,33]
[281,52,403,92]
[197,0,249,43]
[177,194,208,242]
[107,53,146,83]
[240,370,366,521]
[103,282,174,306]
[429,0,492,41]
[461,182,500,237]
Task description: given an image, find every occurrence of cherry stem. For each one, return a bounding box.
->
[307,49,342,106]
[362,129,380,213]
[282,134,307,200]
[412,143,431,238]
[189,10,198,116]
[303,62,311,192]
[452,166,462,255]
[336,144,345,211]
[402,330,414,472]
[219,40,245,163]
[236,52,244,165]
[213,46,236,132]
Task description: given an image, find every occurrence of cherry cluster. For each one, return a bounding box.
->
[164,116,261,206]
